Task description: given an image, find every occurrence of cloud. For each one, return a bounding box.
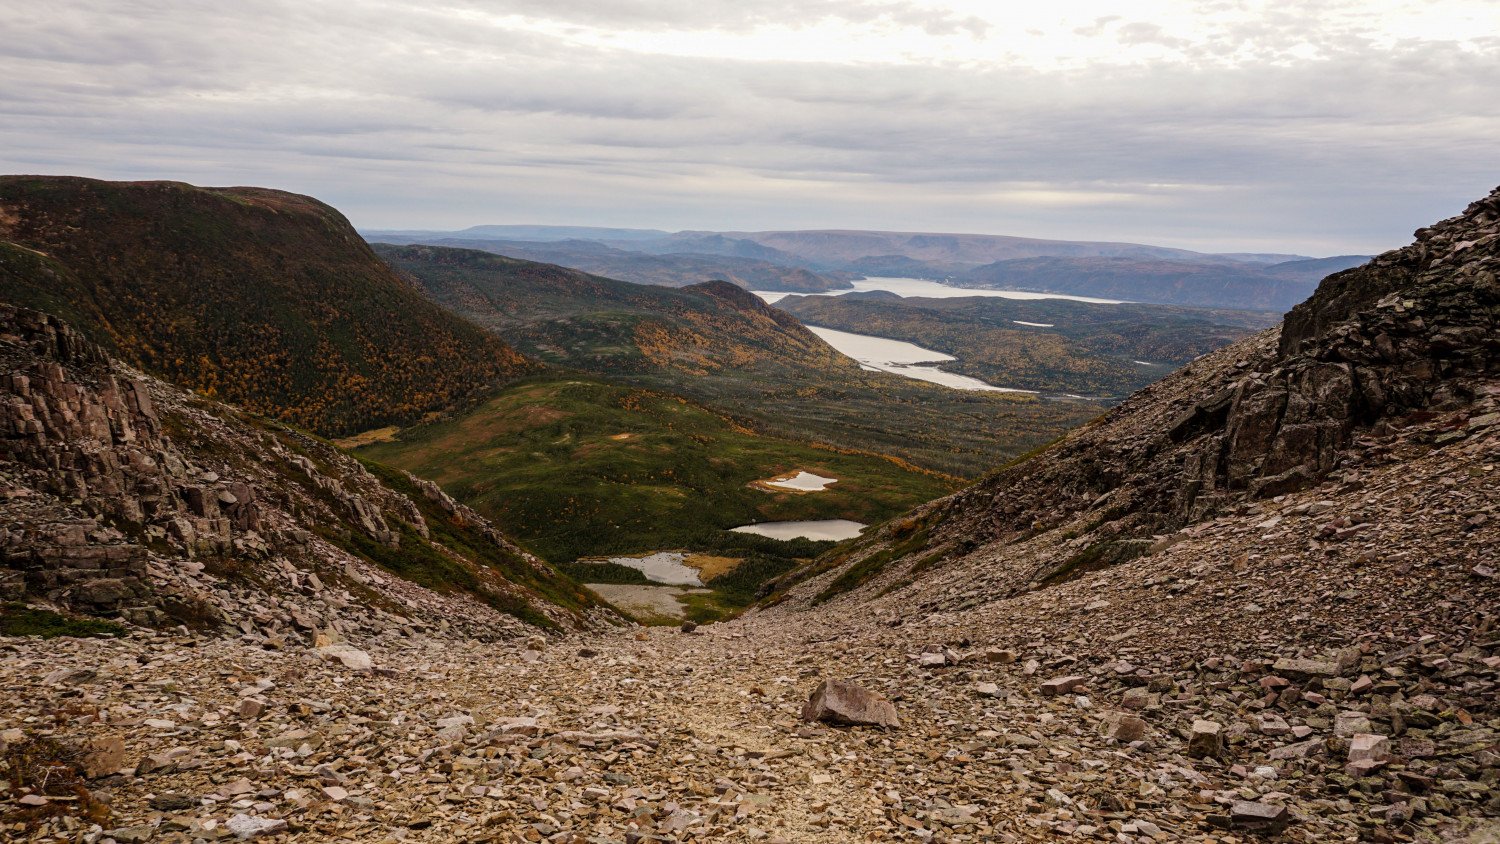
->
[0,0,1496,253]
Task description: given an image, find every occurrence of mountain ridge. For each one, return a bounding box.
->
[0,176,534,437]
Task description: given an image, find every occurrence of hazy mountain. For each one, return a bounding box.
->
[372,235,855,293]
[959,254,1370,311]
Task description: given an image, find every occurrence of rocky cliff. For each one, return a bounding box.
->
[0,304,608,638]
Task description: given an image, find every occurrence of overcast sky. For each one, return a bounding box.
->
[3,1,1498,254]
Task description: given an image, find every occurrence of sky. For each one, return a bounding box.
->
[2,1,1498,255]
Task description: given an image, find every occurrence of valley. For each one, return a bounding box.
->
[775,289,1280,398]
[374,243,1102,477]
[1,177,1496,844]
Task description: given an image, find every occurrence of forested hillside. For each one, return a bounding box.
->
[0,177,533,436]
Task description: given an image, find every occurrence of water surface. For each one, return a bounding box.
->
[730,519,867,542]
[808,326,1035,393]
[754,276,1124,305]
[594,552,703,586]
[761,471,838,492]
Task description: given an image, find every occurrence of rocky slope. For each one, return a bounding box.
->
[0,177,532,437]
[751,188,1500,838]
[1,189,1496,844]
[0,303,608,640]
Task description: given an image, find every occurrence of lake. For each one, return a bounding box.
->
[595,552,703,586]
[730,519,867,541]
[759,470,838,492]
[753,276,1124,305]
[807,326,1036,393]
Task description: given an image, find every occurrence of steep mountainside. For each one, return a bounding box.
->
[371,236,854,292]
[756,187,1500,840]
[776,292,1279,396]
[376,244,1101,476]
[0,177,532,437]
[0,304,607,637]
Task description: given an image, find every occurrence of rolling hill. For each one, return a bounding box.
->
[375,243,1102,476]
[0,176,533,436]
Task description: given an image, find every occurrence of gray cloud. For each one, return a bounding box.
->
[0,0,1496,254]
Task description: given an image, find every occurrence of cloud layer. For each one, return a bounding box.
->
[2,0,1498,253]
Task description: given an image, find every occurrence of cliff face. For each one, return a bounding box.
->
[0,304,607,637]
[0,177,534,437]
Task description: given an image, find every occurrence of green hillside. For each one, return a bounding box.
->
[358,377,959,563]
[375,243,1100,476]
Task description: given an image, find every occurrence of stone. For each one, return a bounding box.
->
[238,698,264,719]
[1334,710,1374,736]
[107,824,156,843]
[1121,687,1155,710]
[225,814,287,840]
[315,644,373,672]
[1272,657,1340,678]
[800,679,900,728]
[1039,675,1087,696]
[82,735,127,778]
[1229,800,1289,834]
[974,682,1000,698]
[1188,719,1224,759]
[1099,711,1149,743]
[1256,713,1290,736]
[1347,733,1390,775]
[919,652,946,668]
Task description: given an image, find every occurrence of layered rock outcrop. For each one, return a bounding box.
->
[0,303,607,636]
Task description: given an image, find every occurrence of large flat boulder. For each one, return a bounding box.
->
[800,679,900,728]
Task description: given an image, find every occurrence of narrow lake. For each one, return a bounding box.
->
[753,276,1125,305]
[807,326,1036,393]
[730,519,867,542]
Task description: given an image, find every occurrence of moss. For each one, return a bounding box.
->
[557,561,652,585]
[0,604,126,639]
[811,524,933,605]
[1038,540,1152,587]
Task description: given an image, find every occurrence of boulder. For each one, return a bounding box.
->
[800,679,900,728]
[82,735,126,778]
[1188,719,1224,759]
[315,644,373,672]
[1039,675,1087,696]
[1099,711,1149,743]
[1229,800,1289,834]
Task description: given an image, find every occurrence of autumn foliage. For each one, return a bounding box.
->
[0,176,533,436]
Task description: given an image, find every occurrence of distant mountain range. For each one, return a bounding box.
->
[363,224,1369,311]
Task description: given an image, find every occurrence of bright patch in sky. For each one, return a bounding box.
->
[2,0,1497,253]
